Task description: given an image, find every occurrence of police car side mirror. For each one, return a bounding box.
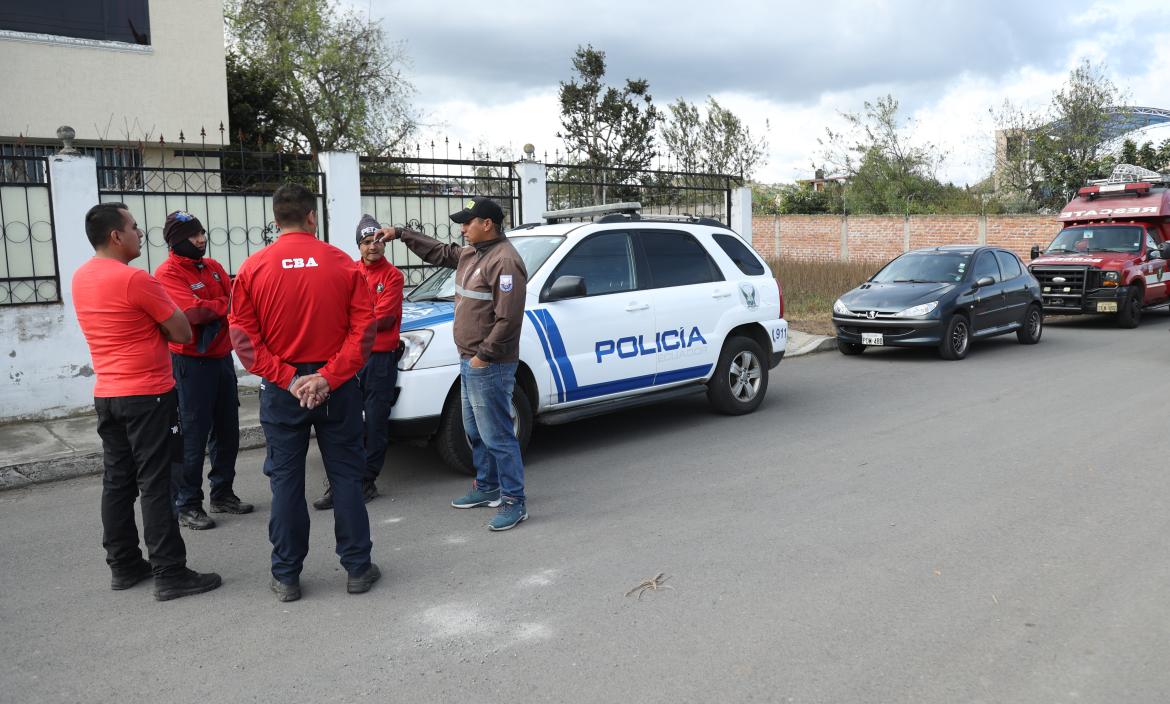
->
[1030,245,1040,260]
[544,275,586,302]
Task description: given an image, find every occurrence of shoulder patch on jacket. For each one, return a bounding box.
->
[499,274,513,293]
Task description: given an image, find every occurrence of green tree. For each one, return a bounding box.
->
[663,97,769,179]
[557,45,660,172]
[1136,141,1159,171]
[774,183,833,214]
[993,59,1124,209]
[224,50,283,148]
[820,94,942,214]
[225,0,416,155]
[1119,138,1139,166]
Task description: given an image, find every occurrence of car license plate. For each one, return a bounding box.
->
[1097,301,1117,313]
[861,332,884,346]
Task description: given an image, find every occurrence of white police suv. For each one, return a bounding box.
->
[389,203,788,473]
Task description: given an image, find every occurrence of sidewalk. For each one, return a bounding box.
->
[0,390,263,491]
[0,330,835,491]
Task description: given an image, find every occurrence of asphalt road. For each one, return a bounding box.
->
[3,312,1170,704]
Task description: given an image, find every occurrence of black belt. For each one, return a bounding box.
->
[291,361,326,374]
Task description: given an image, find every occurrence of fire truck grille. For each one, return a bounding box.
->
[1032,266,1089,302]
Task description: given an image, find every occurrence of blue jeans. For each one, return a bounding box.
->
[459,359,525,502]
[357,350,398,481]
[259,369,371,583]
[171,354,239,510]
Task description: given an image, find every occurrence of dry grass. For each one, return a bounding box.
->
[767,257,885,336]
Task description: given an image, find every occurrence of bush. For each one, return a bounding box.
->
[768,257,885,335]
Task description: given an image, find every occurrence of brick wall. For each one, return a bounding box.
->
[754,214,1059,263]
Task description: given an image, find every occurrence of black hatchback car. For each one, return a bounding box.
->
[832,246,1044,360]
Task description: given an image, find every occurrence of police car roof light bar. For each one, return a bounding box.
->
[542,202,643,223]
[604,213,728,228]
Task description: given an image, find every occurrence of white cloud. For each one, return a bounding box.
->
[388,0,1170,187]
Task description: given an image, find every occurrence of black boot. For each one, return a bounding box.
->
[154,569,222,602]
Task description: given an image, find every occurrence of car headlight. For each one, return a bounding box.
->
[833,298,851,315]
[398,330,434,370]
[1103,271,1120,282]
[893,301,939,318]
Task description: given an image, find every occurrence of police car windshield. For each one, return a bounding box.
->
[406,235,564,301]
[871,252,971,284]
[1045,226,1143,254]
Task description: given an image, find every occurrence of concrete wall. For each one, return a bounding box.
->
[0,0,228,144]
[754,214,1056,263]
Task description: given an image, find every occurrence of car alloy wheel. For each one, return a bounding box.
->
[950,319,969,356]
[729,349,762,402]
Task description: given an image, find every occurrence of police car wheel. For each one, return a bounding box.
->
[707,336,768,415]
[436,383,533,476]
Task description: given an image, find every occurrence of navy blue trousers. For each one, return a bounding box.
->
[358,350,399,481]
[171,354,239,510]
[260,369,371,583]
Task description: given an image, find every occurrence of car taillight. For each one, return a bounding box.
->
[776,279,784,319]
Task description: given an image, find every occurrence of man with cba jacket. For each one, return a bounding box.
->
[380,196,529,531]
[229,183,380,602]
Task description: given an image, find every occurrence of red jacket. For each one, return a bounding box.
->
[359,256,404,353]
[154,252,232,358]
[228,232,375,390]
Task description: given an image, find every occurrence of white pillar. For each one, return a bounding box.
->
[730,186,753,245]
[50,155,99,311]
[318,151,362,260]
[514,160,547,225]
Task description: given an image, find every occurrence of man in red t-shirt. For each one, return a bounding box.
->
[229,183,379,602]
[312,214,404,511]
[154,211,252,531]
[72,202,222,602]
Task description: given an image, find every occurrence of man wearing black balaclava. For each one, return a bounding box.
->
[154,211,252,531]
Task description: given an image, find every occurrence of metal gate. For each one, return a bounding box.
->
[359,145,520,286]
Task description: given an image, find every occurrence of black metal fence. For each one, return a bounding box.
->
[360,141,519,286]
[0,155,59,305]
[546,162,739,225]
[97,135,327,276]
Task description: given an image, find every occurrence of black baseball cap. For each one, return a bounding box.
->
[449,196,504,225]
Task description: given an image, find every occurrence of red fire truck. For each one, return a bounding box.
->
[1028,165,1170,327]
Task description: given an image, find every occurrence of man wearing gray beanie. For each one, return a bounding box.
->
[313,214,404,510]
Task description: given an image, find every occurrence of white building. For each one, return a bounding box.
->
[0,1,228,152]
[0,1,230,421]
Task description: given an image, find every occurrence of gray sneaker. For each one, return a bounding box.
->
[451,484,502,509]
[488,498,528,531]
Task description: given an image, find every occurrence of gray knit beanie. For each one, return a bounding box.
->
[356,214,381,244]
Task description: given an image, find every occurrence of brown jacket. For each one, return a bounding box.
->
[399,229,527,362]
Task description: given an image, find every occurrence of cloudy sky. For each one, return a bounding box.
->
[366,0,1170,186]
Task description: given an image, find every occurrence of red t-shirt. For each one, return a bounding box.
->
[72,257,179,397]
[154,252,233,358]
[228,232,375,390]
[359,256,404,353]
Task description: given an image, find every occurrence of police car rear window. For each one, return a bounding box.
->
[640,231,722,288]
[712,234,766,276]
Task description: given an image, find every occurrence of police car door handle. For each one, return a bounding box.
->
[625,302,649,312]
[712,289,732,299]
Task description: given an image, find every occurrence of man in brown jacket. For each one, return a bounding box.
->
[381,196,529,531]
